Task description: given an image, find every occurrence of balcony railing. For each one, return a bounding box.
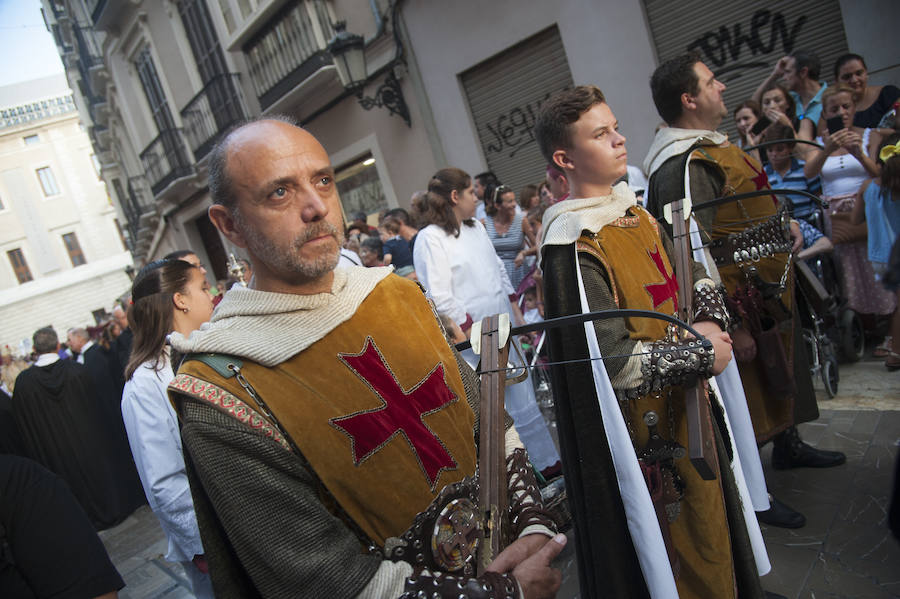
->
[180,73,248,160]
[74,23,102,69]
[243,1,334,110]
[140,129,193,195]
[121,176,154,250]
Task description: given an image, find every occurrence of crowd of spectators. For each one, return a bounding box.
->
[0,45,897,598]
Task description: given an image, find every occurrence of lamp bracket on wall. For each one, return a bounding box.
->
[356,68,410,127]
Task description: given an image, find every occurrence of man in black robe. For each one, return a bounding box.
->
[68,327,146,509]
[13,327,143,529]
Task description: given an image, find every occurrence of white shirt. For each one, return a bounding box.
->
[413,220,514,326]
[34,353,60,367]
[338,247,362,267]
[121,352,203,563]
[475,201,487,223]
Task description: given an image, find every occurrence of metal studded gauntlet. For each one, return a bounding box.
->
[401,569,519,598]
[507,448,558,537]
[692,281,731,332]
[626,338,715,399]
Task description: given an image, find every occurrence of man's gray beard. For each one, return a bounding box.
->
[234,210,343,282]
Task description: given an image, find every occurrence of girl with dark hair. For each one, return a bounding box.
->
[733,99,761,149]
[121,259,215,598]
[834,53,900,128]
[760,82,816,158]
[852,133,900,368]
[412,168,561,476]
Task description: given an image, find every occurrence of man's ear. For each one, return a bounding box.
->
[552,148,573,174]
[208,204,247,248]
[681,92,696,112]
[798,66,809,80]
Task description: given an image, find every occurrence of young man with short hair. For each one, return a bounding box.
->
[536,85,765,599]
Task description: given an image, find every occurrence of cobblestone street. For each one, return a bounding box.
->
[99,357,900,598]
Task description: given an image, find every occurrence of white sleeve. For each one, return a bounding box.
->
[495,250,515,296]
[122,370,203,558]
[413,229,468,325]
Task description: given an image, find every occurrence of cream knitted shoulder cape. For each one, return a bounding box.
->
[170,266,392,366]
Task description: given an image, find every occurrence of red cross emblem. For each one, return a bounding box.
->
[330,337,458,490]
[644,244,679,312]
[742,155,776,203]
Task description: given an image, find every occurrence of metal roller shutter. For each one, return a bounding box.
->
[643,0,849,140]
[461,26,574,193]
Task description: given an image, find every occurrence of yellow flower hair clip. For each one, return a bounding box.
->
[880,143,900,162]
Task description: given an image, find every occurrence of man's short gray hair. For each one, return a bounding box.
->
[68,327,89,341]
[207,114,300,213]
[33,327,59,354]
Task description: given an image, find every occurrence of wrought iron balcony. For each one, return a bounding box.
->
[180,73,248,160]
[121,176,155,252]
[243,1,335,111]
[139,129,193,196]
[73,23,102,69]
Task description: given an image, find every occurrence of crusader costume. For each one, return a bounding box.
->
[644,128,820,442]
[168,267,555,598]
[539,183,767,599]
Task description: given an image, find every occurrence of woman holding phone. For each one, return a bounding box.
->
[804,85,892,319]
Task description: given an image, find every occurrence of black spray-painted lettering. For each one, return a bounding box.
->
[484,91,553,159]
[688,10,806,69]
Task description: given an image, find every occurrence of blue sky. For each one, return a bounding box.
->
[0,0,65,87]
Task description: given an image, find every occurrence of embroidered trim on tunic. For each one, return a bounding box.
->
[610,215,641,228]
[170,373,291,452]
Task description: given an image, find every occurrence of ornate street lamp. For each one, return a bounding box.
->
[326,21,411,127]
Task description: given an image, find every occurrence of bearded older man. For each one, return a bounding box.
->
[167,117,565,599]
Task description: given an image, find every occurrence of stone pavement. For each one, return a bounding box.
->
[98,358,900,598]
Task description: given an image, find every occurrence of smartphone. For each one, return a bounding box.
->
[750,115,772,136]
[826,116,845,135]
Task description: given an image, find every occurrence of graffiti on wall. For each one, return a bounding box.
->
[687,9,807,80]
[483,91,555,160]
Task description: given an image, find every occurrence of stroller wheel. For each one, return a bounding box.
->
[839,309,864,363]
[822,356,839,398]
